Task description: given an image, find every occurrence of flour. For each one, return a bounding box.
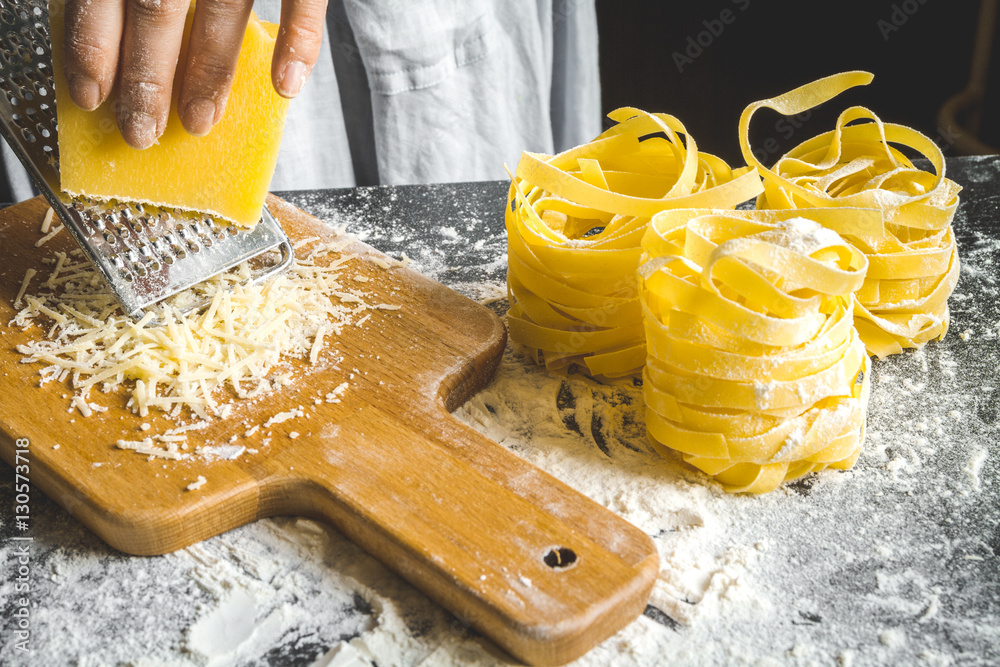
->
[965,448,988,492]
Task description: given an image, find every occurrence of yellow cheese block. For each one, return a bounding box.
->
[51,4,290,227]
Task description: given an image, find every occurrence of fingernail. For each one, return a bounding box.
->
[183,97,216,136]
[120,111,158,150]
[68,73,101,111]
[277,61,306,98]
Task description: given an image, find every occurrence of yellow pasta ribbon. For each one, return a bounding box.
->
[739,71,962,358]
[506,107,764,377]
[639,210,872,494]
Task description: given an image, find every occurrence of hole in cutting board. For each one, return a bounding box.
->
[543,547,578,569]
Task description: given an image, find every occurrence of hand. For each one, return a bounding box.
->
[61,0,328,149]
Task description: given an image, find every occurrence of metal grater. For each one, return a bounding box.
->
[0,0,292,320]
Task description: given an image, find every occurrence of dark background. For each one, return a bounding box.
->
[596,0,999,166]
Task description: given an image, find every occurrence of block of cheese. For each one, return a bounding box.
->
[51,4,290,227]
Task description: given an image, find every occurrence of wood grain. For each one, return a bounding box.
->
[0,195,658,666]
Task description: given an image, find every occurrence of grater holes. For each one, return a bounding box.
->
[114,222,132,238]
[194,220,214,247]
[152,236,169,249]
[205,217,228,241]
[80,213,100,233]
[139,246,161,272]
[21,126,34,142]
[152,237,174,263]
[177,227,200,252]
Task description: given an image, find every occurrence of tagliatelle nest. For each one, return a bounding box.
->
[740,71,961,358]
[506,107,763,378]
[639,210,871,494]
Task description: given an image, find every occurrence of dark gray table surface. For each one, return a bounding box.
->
[1,156,998,666]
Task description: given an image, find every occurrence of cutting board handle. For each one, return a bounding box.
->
[274,409,658,666]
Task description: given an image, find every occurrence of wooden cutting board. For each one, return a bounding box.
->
[0,195,658,666]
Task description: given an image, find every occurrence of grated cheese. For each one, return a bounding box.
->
[325,381,349,404]
[35,224,64,247]
[186,476,207,491]
[15,247,366,424]
[39,207,54,234]
[12,235,387,462]
[44,252,67,289]
[310,326,328,364]
[264,407,303,428]
[13,269,36,308]
[116,438,186,460]
[72,395,92,417]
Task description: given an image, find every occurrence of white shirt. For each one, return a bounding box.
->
[1,0,600,199]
